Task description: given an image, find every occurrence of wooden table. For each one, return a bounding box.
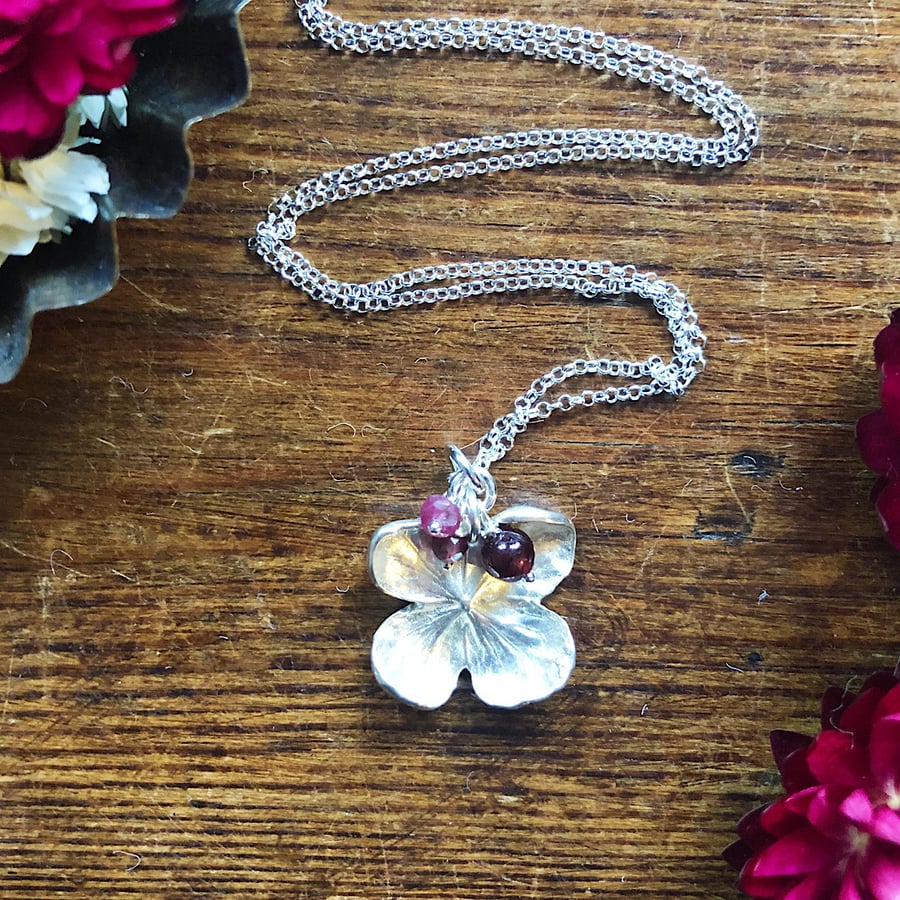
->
[1,1,897,896]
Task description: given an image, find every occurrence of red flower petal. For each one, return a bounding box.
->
[737,804,775,850]
[0,34,26,60]
[860,669,900,695]
[46,6,84,35]
[807,786,854,838]
[751,825,842,877]
[869,808,900,846]
[781,753,818,794]
[732,669,900,900]
[762,791,816,837]
[841,792,900,847]
[771,730,816,792]
[723,838,756,871]
[881,363,900,425]
[0,1,45,22]
[738,867,785,899]
[0,73,28,132]
[840,792,900,847]
[0,70,62,158]
[783,786,821,817]
[858,409,900,478]
[873,683,900,721]
[838,868,865,900]
[782,868,843,900]
[31,40,83,106]
[806,730,869,788]
[772,730,814,774]
[874,479,900,551]
[869,714,900,794]
[864,844,900,900]
[875,320,900,367]
[0,0,185,159]
[841,788,875,828]
[842,686,891,743]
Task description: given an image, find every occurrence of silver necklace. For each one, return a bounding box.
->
[255,0,759,709]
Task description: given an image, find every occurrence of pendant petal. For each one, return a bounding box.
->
[370,604,471,709]
[481,505,576,603]
[466,599,576,708]
[369,518,482,605]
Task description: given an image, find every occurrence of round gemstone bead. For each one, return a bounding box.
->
[482,527,535,581]
[419,494,462,538]
[431,534,469,564]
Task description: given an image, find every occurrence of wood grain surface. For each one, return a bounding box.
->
[1,1,898,896]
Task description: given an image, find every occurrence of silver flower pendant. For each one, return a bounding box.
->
[368,449,576,709]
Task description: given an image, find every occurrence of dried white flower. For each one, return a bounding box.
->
[0,89,127,269]
[14,137,110,223]
[0,181,69,263]
[75,88,129,132]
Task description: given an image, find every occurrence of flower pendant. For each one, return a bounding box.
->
[368,450,577,709]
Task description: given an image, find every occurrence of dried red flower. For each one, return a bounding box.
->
[725,663,900,899]
[857,311,900,550]
[0,0,184,160]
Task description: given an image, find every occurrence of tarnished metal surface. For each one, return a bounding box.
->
[0,0,251,383]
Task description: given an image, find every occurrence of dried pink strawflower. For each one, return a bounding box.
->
[858,311,900,550]
[725,663,900,899]
[0,0,184,160]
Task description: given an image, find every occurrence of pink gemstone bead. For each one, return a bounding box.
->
[419,494,462,538]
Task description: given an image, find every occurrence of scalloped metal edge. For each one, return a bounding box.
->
[0,0,252,383]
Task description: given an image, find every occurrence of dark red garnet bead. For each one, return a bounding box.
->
[482,527,535,582]
[431,533,469,564]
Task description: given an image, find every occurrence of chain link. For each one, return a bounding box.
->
[255,0,759,472]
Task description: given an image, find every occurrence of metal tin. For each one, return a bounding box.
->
[0,0,252,383]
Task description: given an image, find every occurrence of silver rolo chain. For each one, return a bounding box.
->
[255,0,759,478]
